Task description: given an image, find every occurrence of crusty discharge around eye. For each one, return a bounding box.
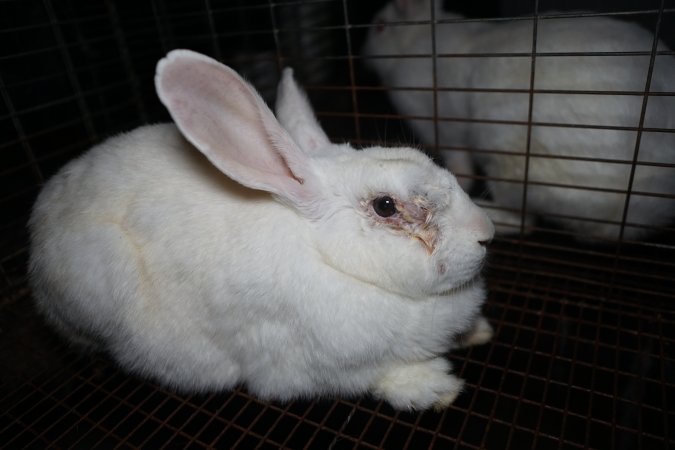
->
[365,195,439,254]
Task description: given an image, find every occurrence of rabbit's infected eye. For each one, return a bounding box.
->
[373,196,397,217]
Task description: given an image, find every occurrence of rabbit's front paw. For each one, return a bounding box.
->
[459,315,494,348]
[373,358,464,411]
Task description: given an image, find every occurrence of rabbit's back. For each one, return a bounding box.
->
[28,124,308,389]
[458,17,675,238]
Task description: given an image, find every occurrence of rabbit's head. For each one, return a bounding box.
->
[292,144,494,297]
[362,0,443,65]
[156,50,493,298]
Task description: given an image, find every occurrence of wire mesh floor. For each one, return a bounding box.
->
[2,242,672,450]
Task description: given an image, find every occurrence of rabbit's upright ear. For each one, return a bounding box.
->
[155,50,315,206]
[275,68,331,154]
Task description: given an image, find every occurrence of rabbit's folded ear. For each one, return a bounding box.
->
[155,50,315,206]
[275,68,331,154]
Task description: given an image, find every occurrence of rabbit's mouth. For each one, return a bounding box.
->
[437,273,483,297]
[434,250,488,294]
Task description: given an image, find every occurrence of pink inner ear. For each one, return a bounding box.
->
[155,50,312,204]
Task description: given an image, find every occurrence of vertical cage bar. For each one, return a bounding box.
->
[43,0,98,143]
[341,0,362,143]
[0,75,44,185]
[267,0,284,73]
[612,0,666,248]
[204,0,223,61]
[105,0,149,125]
[151,0,172,54]
[429,0,440,157]
[519,1,539,238]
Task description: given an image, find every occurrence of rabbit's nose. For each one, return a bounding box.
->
[472,209,495,245]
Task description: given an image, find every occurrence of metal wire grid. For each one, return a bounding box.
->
[1,265,673,449]
[1,0,674,448]
[1,3,674,300]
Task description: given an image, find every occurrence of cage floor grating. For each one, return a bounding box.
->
[2,244,672,450]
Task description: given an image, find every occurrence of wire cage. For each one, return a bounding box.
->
[1,0,674,448]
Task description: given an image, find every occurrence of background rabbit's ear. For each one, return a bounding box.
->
[275,68,331,154]
[155,50,315,206]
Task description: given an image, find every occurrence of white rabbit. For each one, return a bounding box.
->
[28,50,495,411]
[363,0,675,241]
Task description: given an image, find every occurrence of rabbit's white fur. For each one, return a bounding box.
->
[29,50,494,411]
[363,0,675,240]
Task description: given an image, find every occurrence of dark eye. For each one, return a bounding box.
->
[373,196,397,217]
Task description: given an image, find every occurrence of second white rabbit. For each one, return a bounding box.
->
[363,0,675,240]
